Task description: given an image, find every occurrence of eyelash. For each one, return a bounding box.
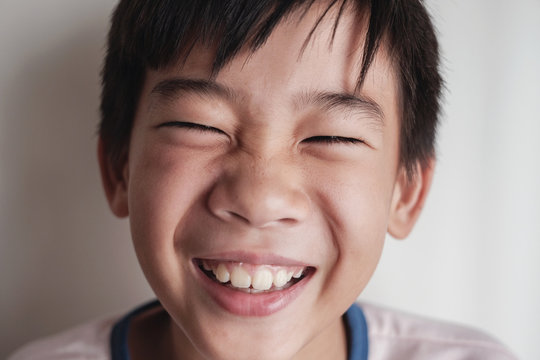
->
[157,121,226,135]
[303,136,364,145]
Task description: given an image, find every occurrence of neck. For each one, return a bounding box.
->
[131,306,348,360]
[292,316,348,360]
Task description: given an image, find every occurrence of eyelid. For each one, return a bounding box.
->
[303,135,365,145]
[157,121,227,135]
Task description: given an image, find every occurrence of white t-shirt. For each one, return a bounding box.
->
[8,301,517,360]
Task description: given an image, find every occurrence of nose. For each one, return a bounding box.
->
[207,153,311,228]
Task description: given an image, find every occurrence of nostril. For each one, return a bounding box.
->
[228,211,250,224]
[275,217,298,226]
[254,216,302,229]
[213,210,300,228]
[225,211,297,227]
[211,208,252,224]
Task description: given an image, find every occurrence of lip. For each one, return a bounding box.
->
[197,251,311,266]
[193,255,314,317]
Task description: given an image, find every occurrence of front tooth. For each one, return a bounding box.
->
[273,269,289,287]
[230,266,251,288]
[215,263,230,283]
[252,268,273,290]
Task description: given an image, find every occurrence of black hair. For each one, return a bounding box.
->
[100,0,442,178]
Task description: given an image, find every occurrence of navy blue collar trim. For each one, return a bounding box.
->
[110,300,160,360]
[344,303,369,360]
[110,301,369,360]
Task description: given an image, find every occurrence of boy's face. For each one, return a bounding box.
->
[101,4,431,360]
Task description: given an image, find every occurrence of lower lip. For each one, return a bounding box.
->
[194,262,311,317]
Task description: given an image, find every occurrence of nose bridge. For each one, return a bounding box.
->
[207,150,310,228]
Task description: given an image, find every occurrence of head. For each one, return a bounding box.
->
[98,1,442,359]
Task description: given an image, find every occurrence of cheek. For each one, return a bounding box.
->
[331,179,390,260]
[328,198,387,304]
[313,160,394,292]
[127,142,218,265]
[315,155,395,234]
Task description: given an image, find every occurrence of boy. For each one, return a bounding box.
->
[10,0,517,359]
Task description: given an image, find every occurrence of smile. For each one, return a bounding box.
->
[197,259,310,292]
[194,257,315,316]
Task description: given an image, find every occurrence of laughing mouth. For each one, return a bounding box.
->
[196,259,314,293]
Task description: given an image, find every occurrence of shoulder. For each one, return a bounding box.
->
[7,316,118,360]
[357,302,517,360]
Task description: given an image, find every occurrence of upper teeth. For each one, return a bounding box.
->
[215,263,230,283]
[252,268,273,290]
[202,260,306,291]
[230,266,251,288]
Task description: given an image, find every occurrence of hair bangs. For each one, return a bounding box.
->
[115,0,389,78]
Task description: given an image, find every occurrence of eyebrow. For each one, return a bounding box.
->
[150,77,384,127]
[150,77,236,102]
[295,91,385,127]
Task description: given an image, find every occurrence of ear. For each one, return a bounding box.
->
[388,159,435,239]
[97,138,129,218]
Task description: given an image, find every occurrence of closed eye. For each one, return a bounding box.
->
[302,136,364,145]
[157,121,226,135]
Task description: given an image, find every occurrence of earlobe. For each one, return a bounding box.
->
[97,138,129,218]
[388,159,435,239]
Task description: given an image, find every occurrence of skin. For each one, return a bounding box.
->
[99,4,434,360]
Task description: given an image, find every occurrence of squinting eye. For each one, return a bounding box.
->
[303,136,364,145]
[157,121,226,135]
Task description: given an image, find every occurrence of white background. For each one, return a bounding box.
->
[0,1,538,359]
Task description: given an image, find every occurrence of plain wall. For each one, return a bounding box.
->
[1,1,538,359]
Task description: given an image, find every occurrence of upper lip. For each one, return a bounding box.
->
[194,251,313,267]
